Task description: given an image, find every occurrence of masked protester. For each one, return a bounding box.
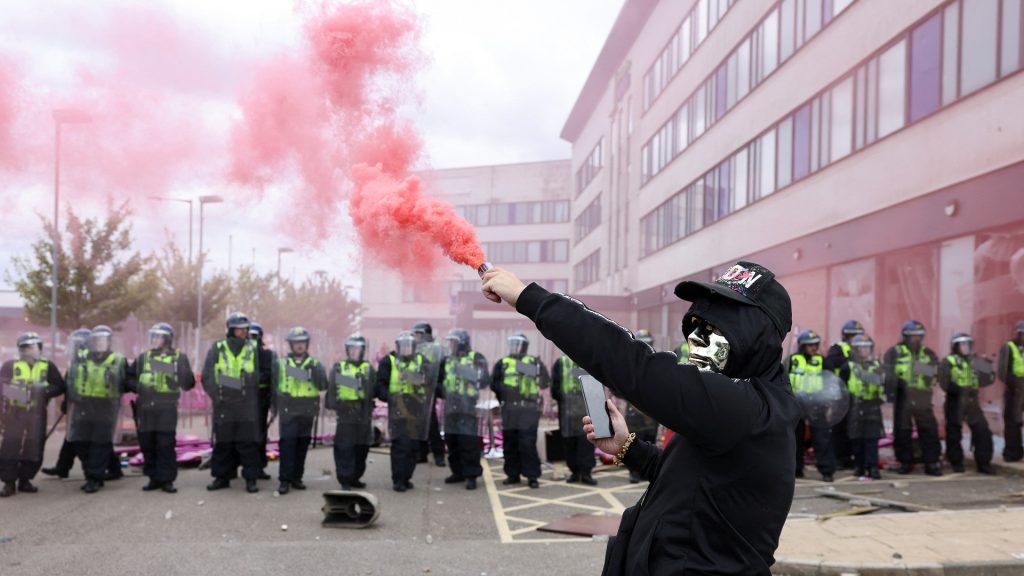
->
[551,347,596,486]
[327,335,376,490]
[939,333,995,474]
[125,323,195,493]
[66,326,127,494]
[273,327,327,495]
[883,320,942,476]
[845,335,885,480]
[823,320,865,470]
[491,332,550,489]
[999,320,1024,462]
[438,329,489,490]
[376,331,435,492]
[202,313,263,493]
[248,322,275,481]
[412,322,446,467]
[788,330,835,482]
[0,332,66,497]
[482,261,800,575]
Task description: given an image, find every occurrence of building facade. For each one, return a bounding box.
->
[563,0,1024,422]
[360,160,574,364]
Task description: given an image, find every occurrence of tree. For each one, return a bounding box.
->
[8,202,156,330]
[137,240,232,332]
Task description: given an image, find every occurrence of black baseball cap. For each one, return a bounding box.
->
[674,261,792,338]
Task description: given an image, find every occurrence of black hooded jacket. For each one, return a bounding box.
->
[516,283,801,575]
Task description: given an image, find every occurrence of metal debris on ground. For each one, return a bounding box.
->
[815,506,881,521]
[814,488,939,512]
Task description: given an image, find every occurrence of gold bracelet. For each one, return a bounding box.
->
[613,432,637,467]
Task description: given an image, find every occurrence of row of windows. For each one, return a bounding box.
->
[455,200,570,227]
[481,239,570,263]
[642,0,739,113]
[574,250,601,290]
[575,138,604,196]
[641,0,1024,257]
[448,278,568,297]
[641,0,856,184]
[574,195,602,243]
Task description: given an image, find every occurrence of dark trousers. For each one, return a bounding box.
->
[1004,380,1024,461]
[75,441,114,482]
[138,406,178,483]
[503,427,540,480]
[334,440,369,484]
[211,420,261,481]
[278,415,314,483]
[445,433,482,479]
[390,434,417,485]
[851,436,880,472]
[795,419,836,476]
[0,415,45,483]
[258,392,271,468]
[420,406,445,460]
[945,395,993,467]
[832,414,854,468]
[894,390,941,465]
[52,440,120,477]
[562,435,595,475]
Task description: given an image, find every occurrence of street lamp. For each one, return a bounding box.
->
[277,247,294,298]
[147,196,194,263]
[51,107,92,356]
[195,194,223,360]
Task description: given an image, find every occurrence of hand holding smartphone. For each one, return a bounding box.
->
[579,374,613,439]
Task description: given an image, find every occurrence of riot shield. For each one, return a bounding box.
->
[209,343,260,443]
[973,357,996,386]
[794,371,850,428]
[442,355,487,436]
[67,355,123,443]
[559,366,589,438]
[0,366,48,467]
[136,354,183,434]
[498,358,544,432]
[329,362,375,446]
[388,353,439,441]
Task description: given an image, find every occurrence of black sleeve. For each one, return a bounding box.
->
[475,353,490,389]
[178,354,196,391]
[201,346,218,398]
[839,361,851,385]
[313,359,328,392]
[998,344,1010,383]
[45,362,66,399]
[490,361,504,401]
[516,283,767,455]
[882,346,900,387]
[823,344,847,378]
[117,356,129,395]
[621,438,661,481]
[375,357,390,402]
[550,358,564,402]
[124,354,142,394]
[977,360,995,388]
[0,361,12,382]
[937,357,953,393]
[538,360,550,389]
[435,360,447,399]
[926,348,940,387]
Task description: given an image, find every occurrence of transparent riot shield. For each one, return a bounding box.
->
[67,354,124,443]
[442,355,487,436]
[0,365,48,467]
[209,343,261,443]
[329,362,375,446]
[794,371,850,428]
[973,357,996,386]
[135,353,184,434]
[559,366,589,438]
[498,358,544,432]
[847,365,885,439]
[388,352,439,442]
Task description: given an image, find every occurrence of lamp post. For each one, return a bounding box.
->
[51,108,92,355]
[195,195,224,360]
[147,196,194,263]
[277,247,294,298]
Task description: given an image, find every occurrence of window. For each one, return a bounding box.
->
[780,0,796,62]
[1002,0,1022,76]
[792,105,811,182]
[806,0,823,40]
[457,200,570,227]
[574,195,602,242]
[830,76,853,161]
[961,0,999,95]
[942,3,960,105]
[480,240,569,263]
[759,128,777,198]
[777,116,793,188]
[737,38,751,100]
[574,250,601,289]
[909,14,941,123]
[762,9,780,78]
[575,139,603,196]
[878,39,906,138]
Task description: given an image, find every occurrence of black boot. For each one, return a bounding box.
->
[277,481,290,495]
[434,455,446,467]
[246,479,259,493]
[853,467,864,478]
[897,463,914,475]
[82,481,101,494]
[566,473,580,483]
[951,462,965,473]
[465,478,477,490]
[17,480,38,493]
[444,474,465,484]
[142,479,162,492]
[869,468,882,480]
[162,482,178,494]
[502,476,521,486]
[290,480,306,490]
[0,482,15,497]
[977,463,995,475]
[924,463,943,477]
[580,474,598,486]
[392,482,407,492]
[41,467,67,479]
[527,478,539,489]
[206,478,231,491]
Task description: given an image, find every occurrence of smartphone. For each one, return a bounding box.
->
[579,375,613,439]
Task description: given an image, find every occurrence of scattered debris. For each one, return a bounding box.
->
[281,525,288,531]
[893,552,903,559]
[814,488,939,512]
[164,510,173,520]
[425,534,433,545]
[0,536,14,544]
[816,506,881,522]
[197,500,205,506]
[890,481,908,488]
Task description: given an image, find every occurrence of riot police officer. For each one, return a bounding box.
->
[491,332,549,489]
[551,349,596,485]
[203,312,263,493]
[274,327,327,494]
[127,323,195,493]
[999,320,1024,462]
[438,329,489,490]
[41,328,91,479]
[249,322,275,481]
[845,335,885,479]
[376,331,434,492]
[789,329,834,481]
[328,335,376,490]
[412,321,446,467]
[883,320,942,476]
[0,332,66,497]
[939,332,995,474]
[68,325,127,493]
[824,320,865,469]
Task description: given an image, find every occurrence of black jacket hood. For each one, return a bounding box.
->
[683,296,785,381]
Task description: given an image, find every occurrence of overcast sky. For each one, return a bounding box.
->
[0,0,623,305]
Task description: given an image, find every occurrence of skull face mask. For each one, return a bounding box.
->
[686,318,730,373]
